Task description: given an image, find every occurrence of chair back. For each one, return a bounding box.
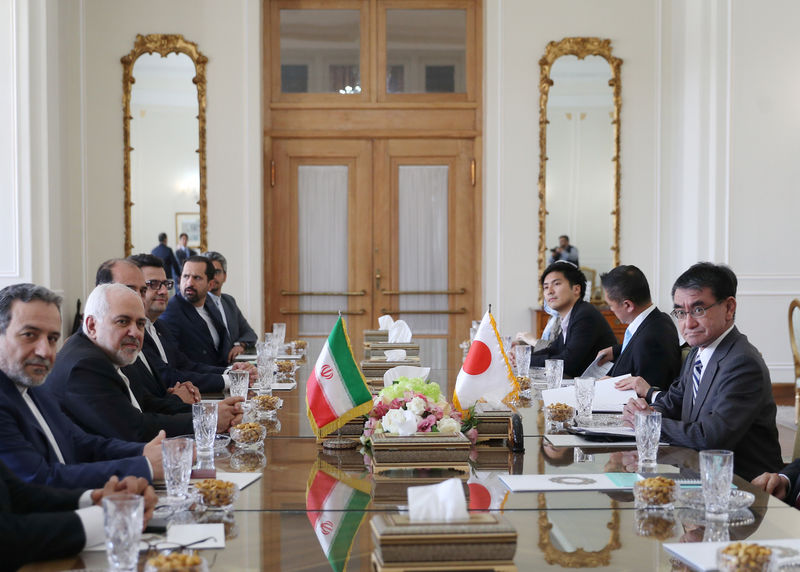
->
[789,299,800,431]
[580,266,597,302]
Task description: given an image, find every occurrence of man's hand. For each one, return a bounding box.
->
[596,347,614,366]
[168,381,201,404]
[515,332,537,347]
[227,344,245,363]
[231,361,258,383]
[615,376,651,398]
[217,396,245,432]
[622,397,652,426]
[90,476,158,528]
[751,472,789,500]
[142,430,165,480]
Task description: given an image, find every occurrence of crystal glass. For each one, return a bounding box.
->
[103,493,144,571]
[635,410,661,466]
[162,437,194,505]
[514,345,532,398]
[228,370,249,400]
[545,359,564,389]
[255,341,276,395]
[192,401,218,455]
[700,449,734,520]
[272,323,287,350]
[574,377,595,422]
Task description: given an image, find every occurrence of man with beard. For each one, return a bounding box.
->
[45,283,242,441]
[160,256,234,367]
[0,283,163,488]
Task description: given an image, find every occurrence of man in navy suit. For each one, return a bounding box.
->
[0,283,163,489]
[174,232,197,271]
[160,256,234,367]
[150,232,180,283]
[594,265,682,399]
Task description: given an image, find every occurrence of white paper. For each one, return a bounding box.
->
[271,380,297,391]
[407,478,469,522]
[581,355,613,378]
[216,471,262,490]
[167,523,225,549]
[544,434,639,449]
[541,375,635,413]
[383,366,431,388]
[499,473,637,492]
[663,539,800,572]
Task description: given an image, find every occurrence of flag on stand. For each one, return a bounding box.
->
[453,310,518,411]
[306,316,374,438]
[307,459,371,572]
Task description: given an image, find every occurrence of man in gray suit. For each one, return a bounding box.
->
[623,262,782,481]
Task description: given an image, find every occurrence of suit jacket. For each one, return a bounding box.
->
[220,293,257,348]
[175,246,197,271]
[654,327,783,481]
[44,332,194,441]
[121,355,191,415]
[151,243,181,282]
[608,307,682,390]
[531,300,617,377]
[159,293,233,367]
[143,320,226,393]
[0,370,149,489]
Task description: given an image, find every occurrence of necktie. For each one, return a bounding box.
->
[621,327,632,352]
[692,358,703,404]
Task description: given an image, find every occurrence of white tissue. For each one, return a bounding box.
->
[384,319,412,360]
[384,366,431,388]
[384,349,407,361]
[408,478,469,523]
[378,315,395,330]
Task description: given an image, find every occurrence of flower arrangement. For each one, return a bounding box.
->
[362,376,477,443]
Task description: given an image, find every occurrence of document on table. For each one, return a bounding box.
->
[544,433,637,449]
[581,356,613,378]
[541,375,635,413]
[499,472,640,492]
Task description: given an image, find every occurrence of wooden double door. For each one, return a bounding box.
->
[266,138,480,379]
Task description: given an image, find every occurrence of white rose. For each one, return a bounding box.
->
[437,417,460,434]
[382,408,419,436]
[407,397,426,416]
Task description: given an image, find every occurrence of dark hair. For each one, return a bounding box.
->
[158,232,167,243]
[0,284,62,335]
[179,232,189,240]
[129,253,165,270]
[183,255,215,282]
[95,258,138,286]
[671,262,737,301]
[201,251,227,274]
[541,261,587,299]
[559,235,569,242]
[600,265,652,306]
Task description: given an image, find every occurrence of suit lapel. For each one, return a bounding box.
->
[26,388,69,463]
[690,328,738,420]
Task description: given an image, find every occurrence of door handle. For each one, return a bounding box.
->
[375,268,382,291]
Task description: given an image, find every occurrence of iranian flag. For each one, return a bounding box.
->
[453,310,518,411]
[306,316,373,438]
[307,460,371,572]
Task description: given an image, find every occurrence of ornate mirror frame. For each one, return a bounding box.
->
[121,34,208,256]
[537,37,622,300]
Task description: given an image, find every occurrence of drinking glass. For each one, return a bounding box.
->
[700,449,734,520]
[162,437,194,505]
[574,377,595,422]
[229,369,249,400]
[514,345,532,398]
[545,359,564,389]
[635,410,661,466]
[256,340,275,394]
[192,401,218,455]
[272,322,287,352]
[103,493,144,571]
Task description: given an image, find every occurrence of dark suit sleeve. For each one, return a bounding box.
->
[148,323,225,393]
[232,304,257,346]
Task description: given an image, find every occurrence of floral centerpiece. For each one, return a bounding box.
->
[361,376,477,444]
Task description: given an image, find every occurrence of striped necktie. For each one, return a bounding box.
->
[621,327,632,352]
[692,357,703,404]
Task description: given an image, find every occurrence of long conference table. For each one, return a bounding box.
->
[25,358,800,571]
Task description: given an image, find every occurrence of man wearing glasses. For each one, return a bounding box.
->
[622,262,782,481]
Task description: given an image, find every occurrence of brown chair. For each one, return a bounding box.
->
[790,299,800,425]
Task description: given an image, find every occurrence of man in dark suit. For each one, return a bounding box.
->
[45,283,242,441]
[594,265,682,398]
[530,261,617,377]
[151,232,181,283]
[623,262,782,481]
[0,283,163,489]
[0,460,156,570]
[202,251,258,362]
[174,232,197,271]
[160,256,234,367]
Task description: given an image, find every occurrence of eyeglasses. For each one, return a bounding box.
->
[670,300,724,320]
[145,279,174,291]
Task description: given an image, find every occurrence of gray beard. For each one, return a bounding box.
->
[0,355,48,388]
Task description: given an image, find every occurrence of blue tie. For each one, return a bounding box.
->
[692,358,703,404]
[621,327,632,352]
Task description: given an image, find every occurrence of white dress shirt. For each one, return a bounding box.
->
[17,385,66,463]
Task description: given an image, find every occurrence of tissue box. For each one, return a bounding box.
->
[370,513,517,565]
[371,432,471,473]
[316,416,365,444]
[361,358,421,379]
[474,410,513,443]
[364,329,390,343]
[367,342,420,359]
[372,470,470,505]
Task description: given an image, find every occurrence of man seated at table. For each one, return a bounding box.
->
[0,283,164,489]
[202,251,257,362]
[594,265,682,399]
[623,262,782,481]
[159,256,234,367]
[0,460,156,570]
[44,283,243,441]
[129,253,255,393]
[530,261,617,377]
[751,460,800,506]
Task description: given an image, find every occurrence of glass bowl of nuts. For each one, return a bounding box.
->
[248,395,283,419]
[145,551,207,572]
[717,542,773,571]
[193,478,239,512]
[633,476,677,510]
[230,449,267,472]
[544,402,574,431]
[230,422,267,449]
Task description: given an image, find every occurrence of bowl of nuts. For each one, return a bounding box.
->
[249,395,282,418]
[230,449,267,472]
[145,551,207,572]
[633,476,677,510]
[193,478,239,512]
[544,402,574,431]
[717,542,773,571]
[230,422,267,449]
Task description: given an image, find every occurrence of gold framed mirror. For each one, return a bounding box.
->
[122,34,208,256]
[537,37,621,302]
